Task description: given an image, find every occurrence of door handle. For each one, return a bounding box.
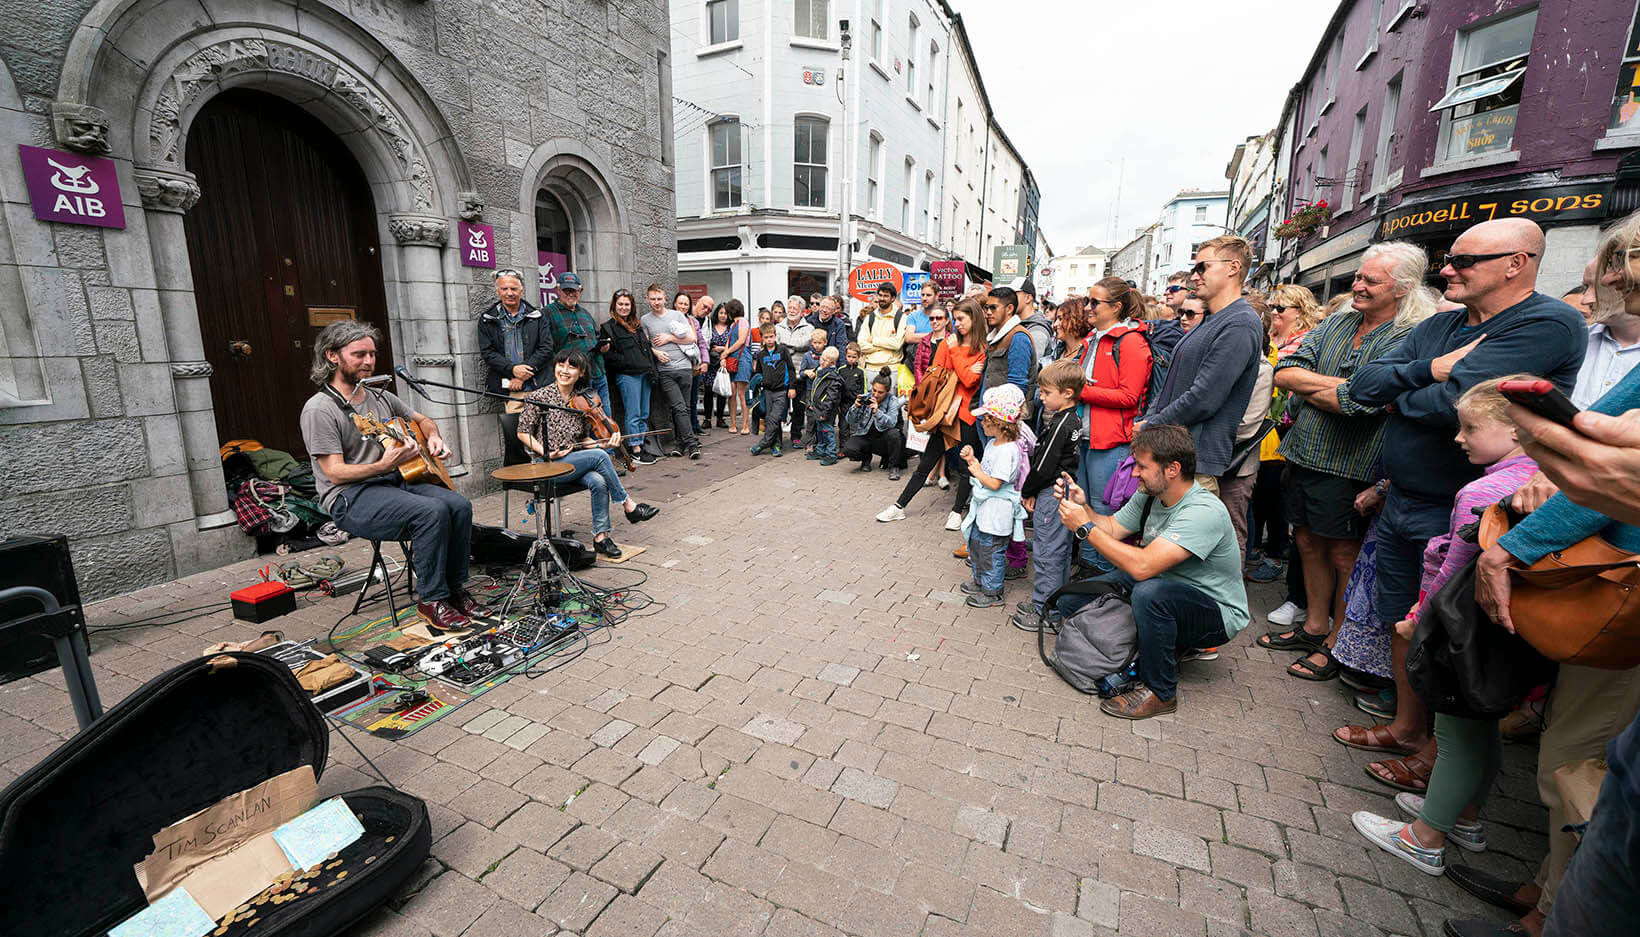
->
[229,340,253,359]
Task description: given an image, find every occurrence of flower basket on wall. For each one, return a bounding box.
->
[1274,200,1333,241]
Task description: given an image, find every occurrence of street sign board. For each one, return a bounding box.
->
[930,261,965,300]
[18,145,125,229]
[902,271,930,305]
[458,221,496,268]
[848,261,902,302]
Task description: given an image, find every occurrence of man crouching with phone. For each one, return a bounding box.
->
[1055,424,1250,719]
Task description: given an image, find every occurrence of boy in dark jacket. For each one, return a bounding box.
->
[750,325,797,456]
[1012,358,1086,631]
[805,347,843,464]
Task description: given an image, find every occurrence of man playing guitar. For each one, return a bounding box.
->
[298,321,489,631]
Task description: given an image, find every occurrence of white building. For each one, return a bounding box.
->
[1226,131,1280,281]
[1053,245,1109,299]
[1146,189,1230,293]
[1108,224,1156,289]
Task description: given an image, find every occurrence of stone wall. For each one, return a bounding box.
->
[0,0,677,600]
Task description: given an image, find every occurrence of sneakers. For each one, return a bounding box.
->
[819,457,837,466]
[875,505,907,523]
[805,450,822,460]
[1178,647,1221,664]
[965,591,1005,608]
[1395,793,1487,852]
[945,512,963,531]
[1246,558,1285,583]
[888,468,902,480]
[749,445,766,455]
[1352,811,1446,876]
[1005,565,1027,580]
[1011,607,1061,632]
[937,476,950,490]
[1268,600,1308,626]
[632,450,659,466]
[958,581,988,595]
[772,447,783,457]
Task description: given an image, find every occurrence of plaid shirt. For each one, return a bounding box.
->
[1274,308,1411,482]
[544,301,605,378]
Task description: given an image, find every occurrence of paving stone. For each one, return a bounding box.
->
[634,859,710,917]
[831,767,899,808]
[464,710,509,735]
[1209,841,1275,891]
[685,879,778,936]
[434,821,514,879]
[548,823,621,872]
[1133,822,1210,872]
[1273,860,1346,913]
[495,800,579,851]
[638,735,682,765]
[1247,887,1321,937]
[398,872,496,937]
[704,833,788,895]
[503,723,551,752]
[1178,870,1244,925]
[817,663,860,685]
[955,804,1009,848]
[590,718,637,747]
[461,896,554,937]
[586,892,668,937]
[895,860,976,921]
[483,715,534,742]
[744,712,806,745]
[448,778,529,829]
[482,847,573,911]
[1076,878,1119,928]
[1118,891,1207,937]
[589,840,665,894]
[537,870,619,933]
[1337,876,1418,934]
[768,860,857,925]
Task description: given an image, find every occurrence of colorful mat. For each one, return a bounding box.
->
[321,588,600,739]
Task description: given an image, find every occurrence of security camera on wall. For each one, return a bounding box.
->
[839,18,850,37]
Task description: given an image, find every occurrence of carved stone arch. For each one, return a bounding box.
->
[518,139,635,307]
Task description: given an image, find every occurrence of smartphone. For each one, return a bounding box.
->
[1498,379,1580,428]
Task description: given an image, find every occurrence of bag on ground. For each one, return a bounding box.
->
[1037,579,1139,697]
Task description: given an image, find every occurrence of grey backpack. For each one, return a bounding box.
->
[1038,581,1138,695]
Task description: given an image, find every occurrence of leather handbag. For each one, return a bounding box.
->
[1478,503,1640,669]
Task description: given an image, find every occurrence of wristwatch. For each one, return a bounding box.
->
[1074,522,1096,542]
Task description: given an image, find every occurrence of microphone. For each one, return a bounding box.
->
[394,366,418,383]
[359,374,394,388]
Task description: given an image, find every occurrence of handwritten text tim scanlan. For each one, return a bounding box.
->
[157,795,275,860]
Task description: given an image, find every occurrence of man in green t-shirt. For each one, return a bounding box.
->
[1057,424,1250,719]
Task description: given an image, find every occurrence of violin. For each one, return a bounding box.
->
[569,390,634,472]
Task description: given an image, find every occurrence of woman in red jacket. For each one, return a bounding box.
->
[1076,277,1153,566]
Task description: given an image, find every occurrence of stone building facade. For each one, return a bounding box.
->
[0,0,677,598]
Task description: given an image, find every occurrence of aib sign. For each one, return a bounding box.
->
[19,145,125,229]
[458,220,496,268]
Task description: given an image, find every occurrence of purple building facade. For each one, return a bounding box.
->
[1274,0,1640,298]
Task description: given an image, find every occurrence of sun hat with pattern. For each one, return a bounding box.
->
[972,384,1025,424]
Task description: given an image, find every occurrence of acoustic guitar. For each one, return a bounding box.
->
[352,412,455,489]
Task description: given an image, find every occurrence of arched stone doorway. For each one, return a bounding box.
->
[520,141,634,312]
[184,89,396,455]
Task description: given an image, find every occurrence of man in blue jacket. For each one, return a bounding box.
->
[1141,235,1263,491]
[1340,217,1586,772]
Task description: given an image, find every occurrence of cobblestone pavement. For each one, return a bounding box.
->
[1,429,1543,937]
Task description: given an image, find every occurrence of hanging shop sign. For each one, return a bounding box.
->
[1376,182,1611,242]
[930,260,966,300]
[993,244,1030,286]
[848,261,902,302]
[18,145,126,229]
[458,221,496,268]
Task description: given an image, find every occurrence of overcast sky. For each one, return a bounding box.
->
[955,1,1337,254]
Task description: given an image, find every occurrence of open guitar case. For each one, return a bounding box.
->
[0,652,430,937]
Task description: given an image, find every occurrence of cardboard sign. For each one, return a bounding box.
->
[848,261,902,302]
[459,221,496,268]
[930,260,965,300]
[902,271,931,306]
[19,144,126,229]
[537,250,568,304]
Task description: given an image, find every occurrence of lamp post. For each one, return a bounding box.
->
[835,18,853,296]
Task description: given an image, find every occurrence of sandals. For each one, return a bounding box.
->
[1257,627,1326,651]
[1288,649,1342,681]
[1366,751,1434,794]
[1334,724,1419,755]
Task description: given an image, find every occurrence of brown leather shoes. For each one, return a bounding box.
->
[450,586,493,618]
[1100,685,1177,720]
[417,600,470,632]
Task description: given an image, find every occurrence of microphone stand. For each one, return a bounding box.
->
[394,368,585,417]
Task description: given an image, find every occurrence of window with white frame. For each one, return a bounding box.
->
[866,131,883,215]
[793,116,828,208]
[1372,72,1402,191]
[794,0,828,41]
[1193,205,1207,222]
[1316,145,1328,200]
[709,119,742,209]
[1609,7,1640,130]
[1433,7,1536,162]
[1344,106,1367,208]
[1361,0,1383,63]
[708,0,739,45]
[926,42,939,110]
[906,14,919,96]
[870,0,884,63]
[1326,32,1344,102]
[902,157,914,229]
[922,171,934,239]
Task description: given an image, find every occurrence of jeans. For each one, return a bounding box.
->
[844,427,904,469]
[1418,713,1502,834]
[1078,444,1130,566]
[895,421,980,513]
[330,480,472,603]
[1029,488,1073,610]
[560,448,629,535]
[789,388,806,444]
[968,529,1006,594]
[758,392,791,450]
[1053,571,1227,701]
[1373,487,1451,625]
[613,373,650,449]
[653,369,698,453]
[689,372,704,432]
[1543,709,1640,937]
[812,421,838,460]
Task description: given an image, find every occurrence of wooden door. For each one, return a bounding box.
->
[184,89,394,456]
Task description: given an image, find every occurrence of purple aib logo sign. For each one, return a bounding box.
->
[459,220,496,268]
[18,145,126,229]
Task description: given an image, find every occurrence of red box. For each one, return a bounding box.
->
[230,581,296,623]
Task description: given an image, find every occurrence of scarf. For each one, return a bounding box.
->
[985,315,1022,346]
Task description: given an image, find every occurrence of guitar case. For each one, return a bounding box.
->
[0,652,430,937]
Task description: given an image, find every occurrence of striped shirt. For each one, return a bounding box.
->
[1274,308,1411,482]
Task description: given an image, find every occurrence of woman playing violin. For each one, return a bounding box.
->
[517,349,659,558]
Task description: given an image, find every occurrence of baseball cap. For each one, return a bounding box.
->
[559,272,583,291]
[1018,279,1037,298]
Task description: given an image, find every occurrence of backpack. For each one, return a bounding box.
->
[1035,500,1154,697]
[1105,327,1164,415]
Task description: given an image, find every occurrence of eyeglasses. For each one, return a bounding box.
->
[1270,304,1290,313]
[559,287,581,294]
[929,314,948,321]
[1181,309,1204,319]
[1164,285,1188,293]
[1440,250,1537,270]
[1090,297,1119,306]
[493,269,524,282]
[1191,259,1237,276]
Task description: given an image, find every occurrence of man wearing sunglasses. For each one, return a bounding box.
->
[1161,270,1191,318]
[1140,236,1264,495]
[1344,217,1587,791]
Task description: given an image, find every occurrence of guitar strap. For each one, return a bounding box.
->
[320,383,402,486]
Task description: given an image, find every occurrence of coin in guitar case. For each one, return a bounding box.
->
[385,836,396,843]
[364,855,377,864]
[336,870,349,880]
